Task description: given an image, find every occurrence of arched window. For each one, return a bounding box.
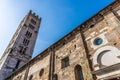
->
[89,22,95,28]
[74,65,84,80]
[29,75,33,80]
[39,68,44,77]
[53,74,58,80]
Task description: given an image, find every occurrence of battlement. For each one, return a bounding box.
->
[28,10,41,20]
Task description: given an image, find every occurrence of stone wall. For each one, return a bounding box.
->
[7,67,26,80]
[83,2,120,79]
[5,1,120,80]
[54,30,93,80]
[27,53,50,80]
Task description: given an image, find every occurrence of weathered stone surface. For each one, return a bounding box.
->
[5,1,120,80]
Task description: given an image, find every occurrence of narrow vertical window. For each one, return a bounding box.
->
[22,47,27,54]
[39,68,44,77]
[26,40,30,45]
[30,33,32,38]
[15,60,21,69]
[29,75,33,80]
[25,31,32,38]
[74,65,84,80]
[25,31,28,37]
[53,74,58,80]
[19,46,27,54]
[23,38,30,46]
[19,46,23,53]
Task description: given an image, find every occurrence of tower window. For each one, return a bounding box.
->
[29,24,35,30]
[29,33,32,38]
[19,46,23,53]
[19,46,27,54]
[22,47,27,54]
[15,60,21,69]
[23,24,27,27]
[25,31,32,38]
[31,19,36,25]
[61,57,70,68]
[23,38,30,46]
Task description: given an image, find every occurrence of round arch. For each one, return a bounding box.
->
[74,65,84,80]
[93,46,120,70]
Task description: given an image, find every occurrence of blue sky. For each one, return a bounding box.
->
[0,0,114,58]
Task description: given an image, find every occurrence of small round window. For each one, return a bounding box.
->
[94,38,103,45]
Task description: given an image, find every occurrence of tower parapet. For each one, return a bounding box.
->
[28,10,41,20]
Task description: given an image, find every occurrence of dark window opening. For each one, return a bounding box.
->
[30,33,32,37]
[29,24,35,30]
[53,74,58,80]
[114,43,117,45]
[19,46,23,53]
[61,57,70,68]
[74,45,76,49]
[63,42,65,45]
[31,19,36,25]
[16,75,22,80]
[19,46,27,54]
[29,75,33,80]
[90,25,94,28]
[89,23,95,28]
[39,68,44,77]
[22,47,27,54]
[25,31,32,38]
[23,38,30,46]
[15,60,21,69]
[23,24,27,27]
[27,40,30,45]
[74,65,84,80]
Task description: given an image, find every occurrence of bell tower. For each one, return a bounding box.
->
[0,10,41,80]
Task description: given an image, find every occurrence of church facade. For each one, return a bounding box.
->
[4,0,120,80]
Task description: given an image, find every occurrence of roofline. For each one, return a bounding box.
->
[6,0,120,79]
